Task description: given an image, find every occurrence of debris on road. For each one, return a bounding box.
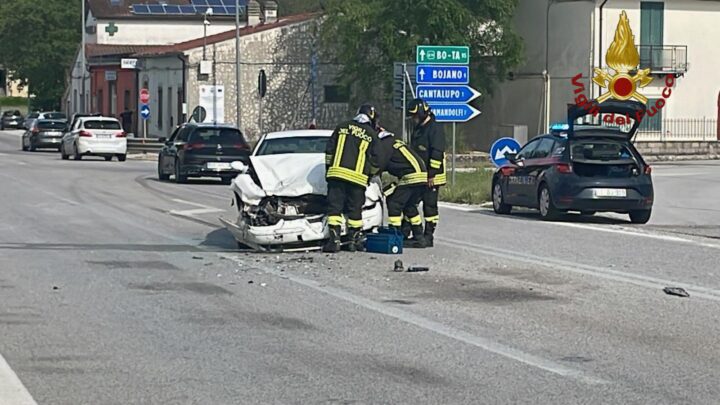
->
[52,286,59,291]
[248,280,254,284]
[407,266,429,273]
[260,282,267,287]
[663,287,690,298]
[393,260,404,272]
[192,256,204,260]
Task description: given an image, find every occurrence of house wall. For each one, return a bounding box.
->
[95,19,240,46]
[137,56,186,137]
[599,0,720,120]
[184,18,348,141]
[90,66,136,124]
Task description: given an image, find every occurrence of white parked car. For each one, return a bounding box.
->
[220,130,384,251]
[60,116,127,161]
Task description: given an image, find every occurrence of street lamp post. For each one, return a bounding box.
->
[235,0,242,131]
[81,0,86,113]
[203,8,213,60]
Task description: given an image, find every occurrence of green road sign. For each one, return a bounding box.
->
[416,45,470,65]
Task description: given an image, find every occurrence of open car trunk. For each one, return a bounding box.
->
[570,139,641,178]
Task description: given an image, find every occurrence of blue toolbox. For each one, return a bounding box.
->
[365,227,403,254]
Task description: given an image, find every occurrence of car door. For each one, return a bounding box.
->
[522,137,557,207]
[505,139,540,206]
[160,127,182,172]
[167,126,191,171]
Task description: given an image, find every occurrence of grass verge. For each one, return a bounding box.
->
[439,169,493,205]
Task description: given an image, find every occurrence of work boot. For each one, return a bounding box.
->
[322,225,341,253]
[404,225,427,248]
[424,222,436,247]
[346,229,364,252]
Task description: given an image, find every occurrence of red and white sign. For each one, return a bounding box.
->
[139,88,150,104]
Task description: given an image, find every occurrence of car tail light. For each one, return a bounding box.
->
[79,130,93,137]
[644,165,652,175]
[186,143,206,151]
[500,167,515,176]
[555,163,573,174]
[115,131,127,138]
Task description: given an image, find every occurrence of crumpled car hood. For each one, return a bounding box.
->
[231,153,328,206]
[251,153,327,196]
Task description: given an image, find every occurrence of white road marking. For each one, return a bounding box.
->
[169,199,224,216]
[76,203,610,386]
[438,237,720,303]
[0,353,37,405]
[0,173,79,206]
[171,198,220,209]
[652,172,705,177]
[438,202,486,212]
[221,254,610,385]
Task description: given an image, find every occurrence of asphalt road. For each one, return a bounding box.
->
[2,129,720,404]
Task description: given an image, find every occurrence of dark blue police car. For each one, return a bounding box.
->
[492,100,654,224]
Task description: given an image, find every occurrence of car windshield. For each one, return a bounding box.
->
[190,128,246,145]
[28,113,39,118]
[84,120,121,130]
[37,121,67,130]
[44,112,67,119]
[256,136,329,156]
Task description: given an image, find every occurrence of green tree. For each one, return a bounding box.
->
[0,0,81,109]
[319,0,523,103]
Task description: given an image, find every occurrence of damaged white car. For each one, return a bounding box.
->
[220,130,384,251]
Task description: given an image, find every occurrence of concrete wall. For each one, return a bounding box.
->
[185,18,348,141]
[472,0,595,152]
[63,51,91,116]
[636,141,720,160]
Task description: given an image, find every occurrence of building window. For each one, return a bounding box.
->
[324,85,350,103]
[124,89,131,110]
[640,2,664,66]
[177,88,184,124]
[157,87,163,129]
[639,98,662,131]
[168,87,173,128]
[109,81,117,116]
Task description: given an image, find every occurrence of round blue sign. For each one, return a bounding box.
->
[489,137,522,167]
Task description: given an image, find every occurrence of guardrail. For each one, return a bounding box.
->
[635,118,718,142]
[127,137,163,154]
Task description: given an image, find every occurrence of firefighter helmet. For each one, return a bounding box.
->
[406,98,430,119]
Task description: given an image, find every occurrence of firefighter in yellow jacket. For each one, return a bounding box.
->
[323,104,381,253]
[375,128,429,248]
[405,98,446,247]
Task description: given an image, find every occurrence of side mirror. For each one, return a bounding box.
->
[505,152,518,164]
[230,161,248,173]
[158,137,167,143]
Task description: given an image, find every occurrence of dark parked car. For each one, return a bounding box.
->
[1,110,24,130]
[24,111,66,129]
[21,119,68,151]
[492,100,654,224]
[157,123,251,184]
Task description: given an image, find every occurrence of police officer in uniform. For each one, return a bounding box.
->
[323,104,381,253]
[405,98,446,247]
[375,128,428,248]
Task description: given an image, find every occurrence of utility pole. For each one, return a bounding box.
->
[80,0,86,113]
[235,0,242,131]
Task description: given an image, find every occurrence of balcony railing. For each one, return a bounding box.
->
[637,45,688,74]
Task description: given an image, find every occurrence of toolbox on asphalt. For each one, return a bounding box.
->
[365,227,403,254]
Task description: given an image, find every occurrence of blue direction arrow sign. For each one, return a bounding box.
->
[428,103,481,123]
[416,85,481,104]
[140,104,150,120]
[489,137,522,167]
[416,65,469,85]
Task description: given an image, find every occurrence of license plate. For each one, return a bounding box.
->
[206,162,231,170]
[97,134,111,139]
[593,188,627,198]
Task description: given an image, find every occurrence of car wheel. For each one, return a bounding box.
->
[21,140,28,151]
[29,140,36,152]
[629,210,652,224]
[174,161,187,184]
[117,154,127,162]
[492,182,512,215]
[538,184,560,221]
[61,144,69,160]
[104,156,113,161]
[73,143,82,160]
[158,160,170,181]
[221,176,233,185]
